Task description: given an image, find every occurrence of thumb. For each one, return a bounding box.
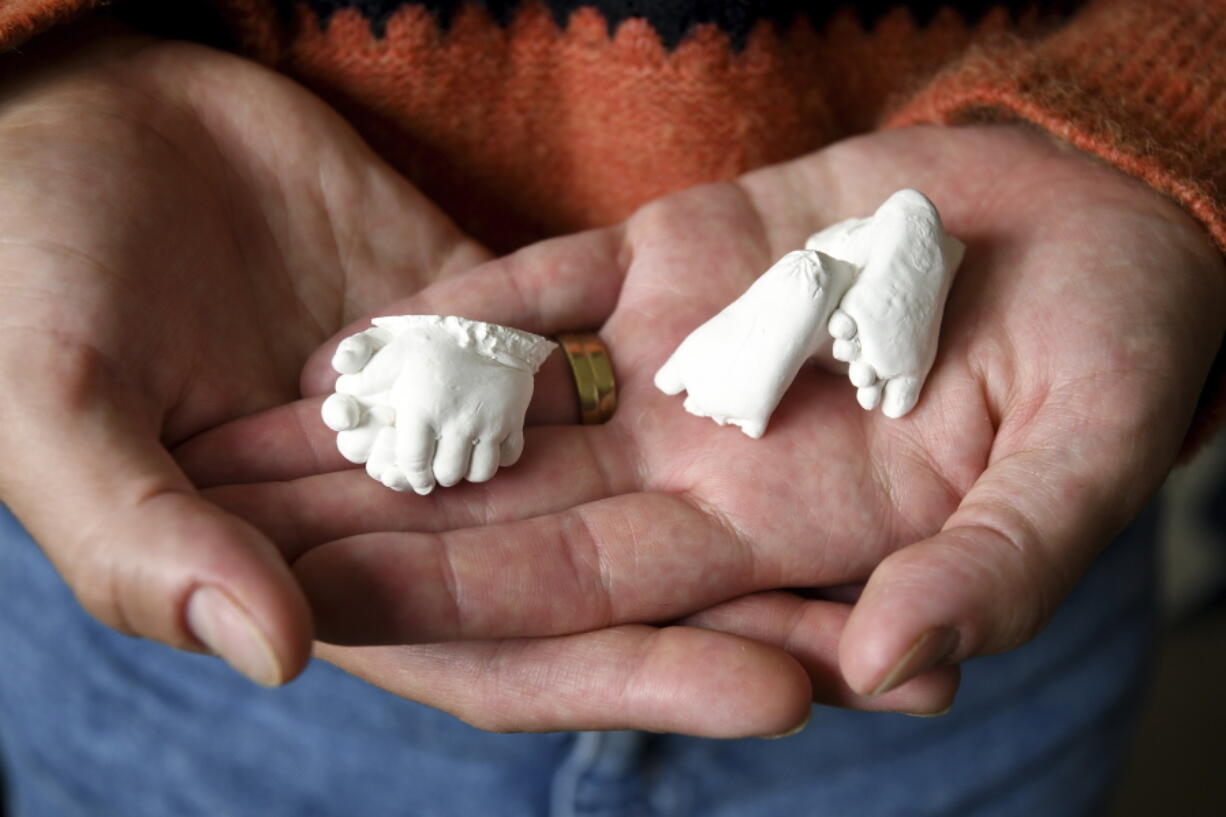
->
[0,359,312,686]
[839,428,1169,698]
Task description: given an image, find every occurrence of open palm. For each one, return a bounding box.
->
[0,27,487,685]
[185,124,1223,734]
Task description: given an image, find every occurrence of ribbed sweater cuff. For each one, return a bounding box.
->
[888,0,1225,250]
[888,0,1226,455]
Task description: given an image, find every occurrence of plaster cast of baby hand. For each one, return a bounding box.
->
[654,250,854,438]
[321,316,556,494]
[813,189,965,418]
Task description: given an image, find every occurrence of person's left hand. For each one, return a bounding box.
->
[179,124,1225,736]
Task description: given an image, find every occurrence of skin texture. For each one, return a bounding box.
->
[2,29,1223,737]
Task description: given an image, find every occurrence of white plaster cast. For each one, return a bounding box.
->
[654,250,855,438]
[655,189,963,435]
[814,189,965,419]
[321,315,556,494]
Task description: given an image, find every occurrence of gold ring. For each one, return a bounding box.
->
[557,333,617,424]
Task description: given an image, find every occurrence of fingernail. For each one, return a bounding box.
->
[186,586,284,687]
[760,712,811,740]
[904,704,953,718]
[871,626,959,697]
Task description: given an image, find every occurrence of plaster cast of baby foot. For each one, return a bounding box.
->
[322,315,556,494]
[825,189,965,418]
[654,250,855,438]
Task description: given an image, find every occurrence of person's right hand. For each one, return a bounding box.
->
[0,23,489,685]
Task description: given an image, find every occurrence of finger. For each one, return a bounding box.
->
[683,592,958,715]
[176,351,575,488]
[839,429,1165,697]
[466,437,501,483]
[395,421,438,495]
[316,624,813,738]
[293,492,754,645]
[301,227,629,396]
[203,424,639,560]
[332,326,393,375]
[365,427,405,490]
[333,338,407,399]
[320,393,362,431]
[432,432,473,489]
[336,419,383,465]
[499,429,525,467]
[0,362,312,687]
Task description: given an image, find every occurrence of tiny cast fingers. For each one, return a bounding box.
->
[337,405,394,464]
[433,434,475,488]
[365,427,410,491]
[395,423,438,495]
[499,430,525,467]
[336,426,379,465]
[467,438,501,483]
[321,393,361,431]
[332,326,392,375]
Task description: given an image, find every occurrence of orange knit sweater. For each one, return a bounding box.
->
[3,0,1225,438]
[3,0,1222,251]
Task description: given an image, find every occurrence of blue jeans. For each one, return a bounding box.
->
[0,503,1155,817]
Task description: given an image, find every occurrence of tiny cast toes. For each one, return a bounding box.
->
[831,337,859,363]
[882,377,922,419]
[828,309,857,340]
[824,190,963,419]
[857,384,882,411]
[848,360,877,388]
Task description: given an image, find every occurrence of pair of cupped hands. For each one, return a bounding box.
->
[1,28,1222,738]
